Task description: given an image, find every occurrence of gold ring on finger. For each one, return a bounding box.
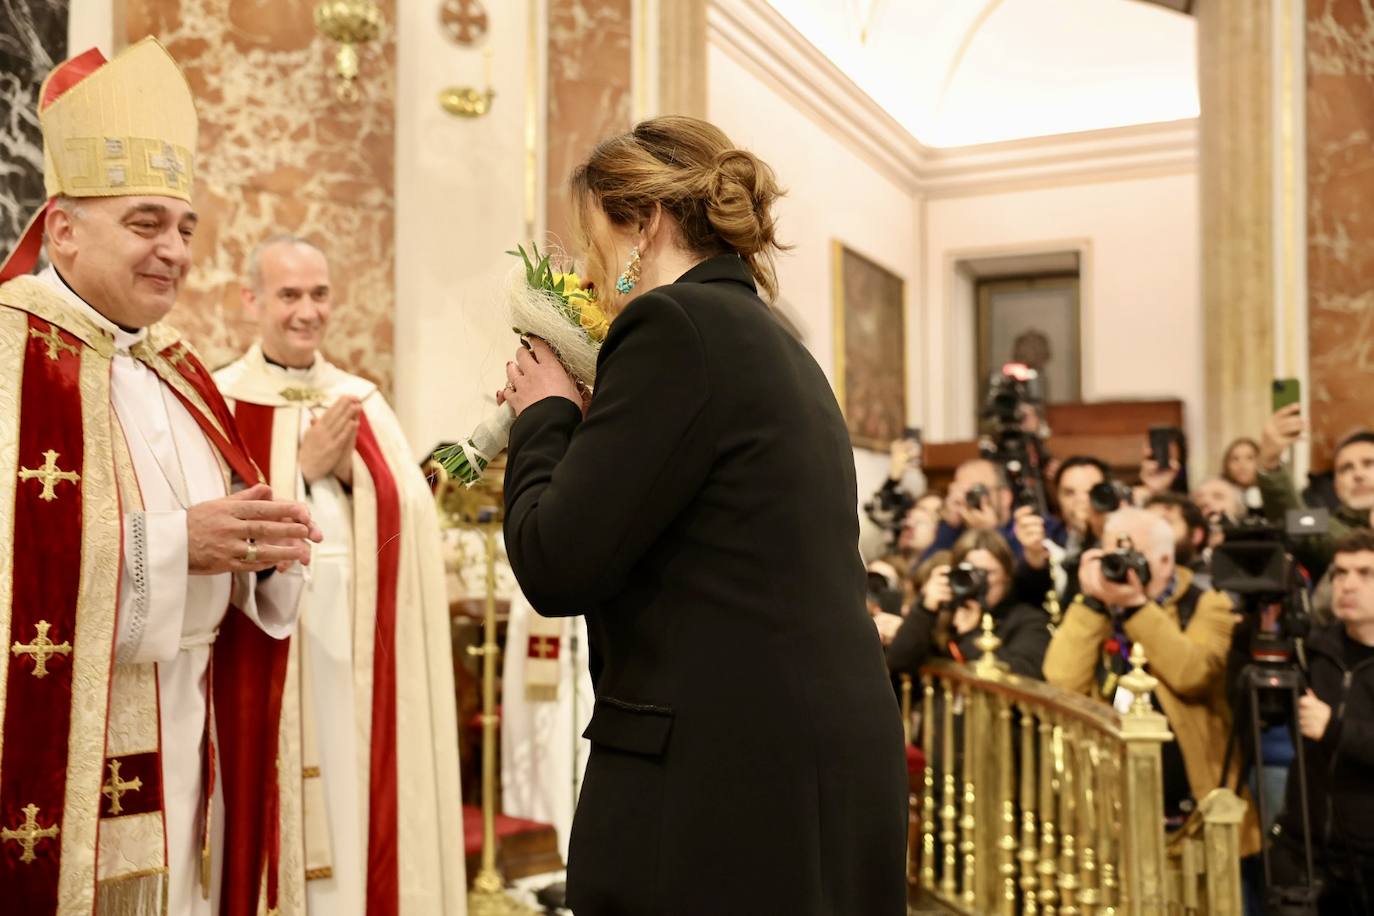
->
[244,539,258,564]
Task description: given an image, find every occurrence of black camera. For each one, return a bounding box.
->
[965,483,990,511]
[978,364,1050,517]
[947,562,990,609]
[1089,480,1134,515]
[1100,536,1152,587]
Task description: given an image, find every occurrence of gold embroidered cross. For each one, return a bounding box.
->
[2,803,59,864]
[18,450,81,502]
[165,344,189,370]
[101,759,143,815]
[11,620,73,679]
[29,326,78,361]
[530,636,559,659]
[148,143,187,189]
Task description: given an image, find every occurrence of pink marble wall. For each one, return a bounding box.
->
[124,0,396,388]
[545,0,634,248]
[1307,0,1374,465]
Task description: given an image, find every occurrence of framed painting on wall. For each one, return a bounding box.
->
[975,275,1081,410]
[833,241,907,451]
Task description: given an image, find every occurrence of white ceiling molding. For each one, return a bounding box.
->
[709,0,1198,199]
[708,0,924,193]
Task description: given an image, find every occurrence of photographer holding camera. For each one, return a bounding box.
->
[1014,456,1128,609]
[1258,407,1374,582]
[887,529,1051,679]
[1044,507,1254,847]
[923,458,1066,562]
[1268,529,1374,913]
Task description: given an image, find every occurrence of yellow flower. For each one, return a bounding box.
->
[578,301,610,341]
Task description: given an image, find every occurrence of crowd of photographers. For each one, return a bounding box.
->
[863,391,1374,915]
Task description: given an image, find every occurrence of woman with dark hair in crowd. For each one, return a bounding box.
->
[884,529,1052,680]
[497,116,906,915]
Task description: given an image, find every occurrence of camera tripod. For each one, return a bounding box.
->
[1219,623,1321,915]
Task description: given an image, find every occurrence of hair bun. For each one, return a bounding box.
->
[705,149,782,258]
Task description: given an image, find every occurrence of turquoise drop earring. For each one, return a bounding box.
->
[615,246,641,294]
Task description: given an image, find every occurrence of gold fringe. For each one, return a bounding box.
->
[305,866,334,881]
[96,867,168,916]
[525,684,558,703]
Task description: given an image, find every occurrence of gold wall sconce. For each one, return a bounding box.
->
[437,0,494,118]
[314,0,385,102]
[439,47,495,118]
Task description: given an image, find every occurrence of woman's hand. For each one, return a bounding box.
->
[952,602,982,636]
[498,338,582,417]
[922,565,952,613]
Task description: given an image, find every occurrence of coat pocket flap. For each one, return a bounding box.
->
[583,697,674,756]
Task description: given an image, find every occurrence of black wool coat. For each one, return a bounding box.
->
[504,255,908,915]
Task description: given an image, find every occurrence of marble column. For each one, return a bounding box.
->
[1307,0,1374,464]
[0,0,68,254]
[122,0,397,390]
[657,0,707,118]
[545,0,634,247]
[1197,0,1277,467]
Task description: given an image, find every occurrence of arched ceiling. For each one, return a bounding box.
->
[762,0,1199,147]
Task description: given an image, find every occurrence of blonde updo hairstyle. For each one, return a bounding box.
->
[570,116,787,303]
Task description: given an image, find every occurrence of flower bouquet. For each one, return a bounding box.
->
[435,243,610,485]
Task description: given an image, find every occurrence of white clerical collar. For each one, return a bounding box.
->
[37,265,147,353]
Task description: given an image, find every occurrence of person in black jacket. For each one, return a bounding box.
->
[496,116,907,916]
[1271,529,1374,913]
[885,529,1051,680]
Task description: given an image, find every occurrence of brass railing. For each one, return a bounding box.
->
[908,618,1246,915]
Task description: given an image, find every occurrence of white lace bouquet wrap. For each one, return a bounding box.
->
[437,245,608,485]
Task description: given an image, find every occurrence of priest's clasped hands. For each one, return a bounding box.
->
[187,484,323,575]
[300,395,362,485]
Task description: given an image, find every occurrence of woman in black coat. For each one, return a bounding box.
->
[497,117,907,915]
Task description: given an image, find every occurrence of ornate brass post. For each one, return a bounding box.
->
[940,680,958,900]
[1076,732,1101,910]
[1057,723,1080,915]
[1118,643,1173,914]
[1199,788,1248,916]
[462,505,537,916]
[1018,703,1040,916]
[921,675,937,892]
[1038,717,1059,916]
[960,687,978,909]
[997,698,1017,915]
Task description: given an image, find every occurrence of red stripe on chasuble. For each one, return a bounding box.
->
[212,401,290,916]
[0,318,86,905]
[357,415,402,916]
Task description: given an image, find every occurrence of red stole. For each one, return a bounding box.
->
[227,403,403,916]
[0,316,90,905]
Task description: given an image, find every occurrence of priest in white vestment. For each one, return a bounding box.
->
[214,236,466,916]
[0,40,320,916]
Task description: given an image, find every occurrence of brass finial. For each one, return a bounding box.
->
[973,613,1005,676]
[1117,642,1158,717]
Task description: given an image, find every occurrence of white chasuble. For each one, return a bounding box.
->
[34,269,302,916]
[215,344,466,916]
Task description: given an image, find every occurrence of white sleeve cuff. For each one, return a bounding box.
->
[231,564,305,640]
[115,510,189,664]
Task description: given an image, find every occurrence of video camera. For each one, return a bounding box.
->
[979,363,1050,517]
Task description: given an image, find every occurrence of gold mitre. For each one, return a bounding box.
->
[41,36,198,202]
